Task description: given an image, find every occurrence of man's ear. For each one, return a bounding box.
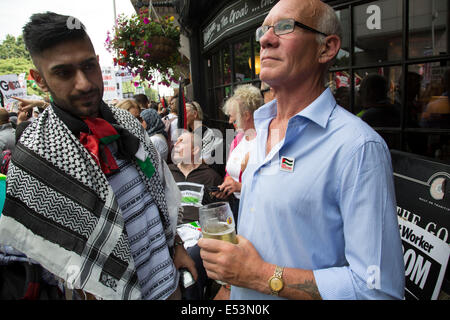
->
[318,35,341,65]
[30,69,49,93]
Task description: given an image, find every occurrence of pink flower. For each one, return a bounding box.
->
[143,17,149,24]
[144,53,150,58]
[134,82,139,87]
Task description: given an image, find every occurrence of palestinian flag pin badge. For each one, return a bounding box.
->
[280,156,295,172]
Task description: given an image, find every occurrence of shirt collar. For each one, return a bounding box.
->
[254,87,337,129]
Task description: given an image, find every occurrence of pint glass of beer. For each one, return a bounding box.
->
[199,202,237,285]
[199,202,237,244]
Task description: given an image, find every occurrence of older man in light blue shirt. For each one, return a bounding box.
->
[231,88,404,299]
[198,0,404,300]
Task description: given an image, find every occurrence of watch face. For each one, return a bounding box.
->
[270,277,283,291]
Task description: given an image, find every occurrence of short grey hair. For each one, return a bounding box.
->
[315,3,342,84]
[316,3,342,45]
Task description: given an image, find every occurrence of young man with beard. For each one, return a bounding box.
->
[0,12,196,300]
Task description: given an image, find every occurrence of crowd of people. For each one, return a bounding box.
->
[0,0,407,301]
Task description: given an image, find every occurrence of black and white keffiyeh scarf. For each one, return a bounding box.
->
[0,102,179,299]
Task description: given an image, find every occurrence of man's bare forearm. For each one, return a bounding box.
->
[280,268,322,300]
[249,263,322,300]
[286,278,322,300]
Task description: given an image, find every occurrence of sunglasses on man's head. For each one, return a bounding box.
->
[256,18,328,41]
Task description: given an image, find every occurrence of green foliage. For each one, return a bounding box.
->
[144,87,158,101]
[0,35,30,60]
[0,35,34,77]
[0,57,33,75]
[0,35,46,98]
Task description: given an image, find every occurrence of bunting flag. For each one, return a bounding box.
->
[159,95,168,114]
[159,94,164,108]
[177,79,187,130]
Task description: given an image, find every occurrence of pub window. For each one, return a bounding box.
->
[334,8,350,68]
[354,66,402,122]
[409,0,448,58]
[223,49,232,85]
[212,53,222,87]
[233,37,252,83]
[328,71,351,112]
[253,37,261,80]
[353,0,403,65]
[406,63,449,129]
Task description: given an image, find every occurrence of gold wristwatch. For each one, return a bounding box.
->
[268,265,284,296]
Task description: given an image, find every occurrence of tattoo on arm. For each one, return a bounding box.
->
[287,279,322,300]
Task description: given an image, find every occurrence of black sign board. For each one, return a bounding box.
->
[202,0,278,50]
[391,150,450,299]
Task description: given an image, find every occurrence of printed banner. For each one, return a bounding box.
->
[0,74,27,109]
[398,217,449,300]
[391,150,450,299]
[102,67,120,101]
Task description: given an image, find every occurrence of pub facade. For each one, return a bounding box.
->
[134,0,449,299]
[143,0,449,163]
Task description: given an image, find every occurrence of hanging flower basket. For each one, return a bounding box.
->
[105,8,182,87]
[139,36,177,62]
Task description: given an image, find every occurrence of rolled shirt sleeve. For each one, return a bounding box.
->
[314,141,405,300]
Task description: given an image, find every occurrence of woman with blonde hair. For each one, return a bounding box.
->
[116,99,141,120]
[214,84,263,221]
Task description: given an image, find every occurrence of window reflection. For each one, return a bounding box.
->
[407,64,450,128]
[353,0,402,65]
[409,0,448,58]
[334,8,350,67]
[327,71,351,112]
[213,53,222,86]
[356,68,402,150]
[234,39,252,82]
[223,49,231,85]
[354,67,402,121]
[253,38,261,79]
[224,86,232,99]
